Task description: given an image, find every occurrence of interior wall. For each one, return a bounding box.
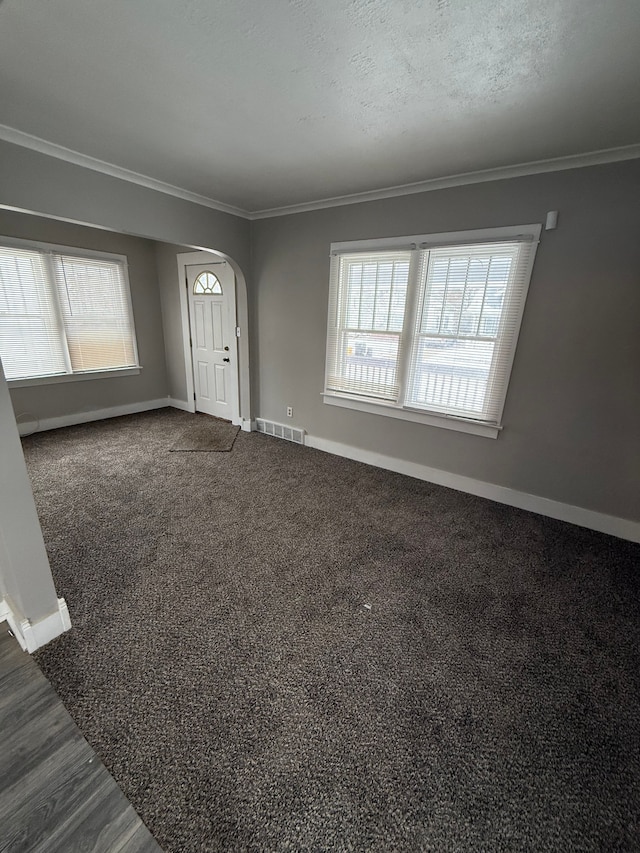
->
[0,139,252,422]
[1,209,169,422]
[0,360,59,625]
[250,159,640,523]
[155,241,192,403]
[0,140,251,274]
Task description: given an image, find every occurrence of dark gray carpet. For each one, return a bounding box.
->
[169,414,239,452]
[24,409,640,853]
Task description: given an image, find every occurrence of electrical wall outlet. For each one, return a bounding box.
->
[286,406,293,418]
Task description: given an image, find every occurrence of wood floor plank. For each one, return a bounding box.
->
[29,770,140,853]
[0,652,32,689]
[0,700,74,792]
[0,735,99,825]
[0,632,28,679]
[0,630,162,853]
[0,673,53,725]
[117,825,166,853]
[0,757,105,852]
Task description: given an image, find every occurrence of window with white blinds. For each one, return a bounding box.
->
[325,225,540,434]
[325,251,411,401]
[0,240,138,382]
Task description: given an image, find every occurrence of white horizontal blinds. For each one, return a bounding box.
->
[52,255,137,372]
[406,240,535,423]
[325,251,411,401]
[0,247,68,380]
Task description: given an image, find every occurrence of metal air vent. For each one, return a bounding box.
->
[255,418,305,445]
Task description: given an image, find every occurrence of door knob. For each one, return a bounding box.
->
[223,357,230,363]
[224,346,229,351]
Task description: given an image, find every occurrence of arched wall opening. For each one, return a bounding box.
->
[0,204,252,429]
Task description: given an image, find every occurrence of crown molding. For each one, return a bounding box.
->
[0,124,250,219]
[248,143,640,219]
[1,124,639,221]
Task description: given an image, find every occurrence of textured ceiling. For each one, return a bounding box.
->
[1,0,639,212]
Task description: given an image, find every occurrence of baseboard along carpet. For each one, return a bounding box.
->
[24,409,640,852]
[169,413,240,452]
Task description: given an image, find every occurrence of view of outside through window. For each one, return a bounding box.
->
[406,249,514,415]
[341,257,408,399]
[337,246,516,417]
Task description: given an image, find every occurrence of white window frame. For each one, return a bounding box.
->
[323,224,541,439]
[0,236,140,386]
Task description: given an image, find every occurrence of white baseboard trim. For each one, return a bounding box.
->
[17,398,171,436]
[232,416,253,432]
[167,397,195,413]
[15,396,257,435]
[305,434,640,544]
[0,596,71,652]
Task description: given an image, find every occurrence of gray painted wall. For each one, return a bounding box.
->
[0,210,169,422]
[0,140,251,275]
[0,139,252,421]
[250,160,640,522]
[0,360,59,624]
[155,242,192,403]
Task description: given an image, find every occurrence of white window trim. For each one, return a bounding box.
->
[0,235,140,382]
[324,223,541,438]
[8,366,141,388]
[322,391,501,438]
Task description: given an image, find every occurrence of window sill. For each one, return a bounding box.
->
[322,392,501,438]
[8,367,141,389]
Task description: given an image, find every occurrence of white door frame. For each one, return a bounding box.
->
[176,250,252,431]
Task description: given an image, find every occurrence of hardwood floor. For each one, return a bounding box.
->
[0,629,162,853]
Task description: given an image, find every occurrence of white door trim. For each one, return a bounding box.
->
[176,250,251,430]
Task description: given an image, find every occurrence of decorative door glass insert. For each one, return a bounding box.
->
[194,272,222,295]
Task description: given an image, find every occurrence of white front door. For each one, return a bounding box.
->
[187,262,238,421]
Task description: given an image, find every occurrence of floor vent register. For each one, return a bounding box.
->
[255,418,305,445]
